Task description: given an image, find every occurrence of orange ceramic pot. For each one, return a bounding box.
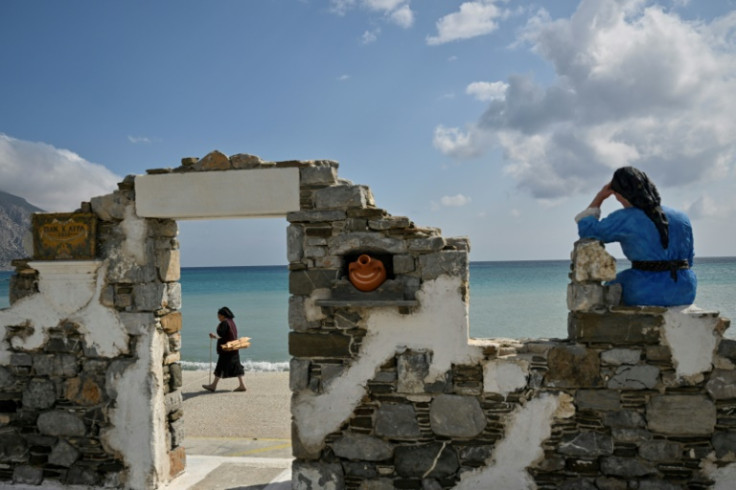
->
[348,254,387,292]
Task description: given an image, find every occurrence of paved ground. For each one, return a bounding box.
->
[163,436,293,490]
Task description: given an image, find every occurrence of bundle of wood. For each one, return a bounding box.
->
[221,337,252,352]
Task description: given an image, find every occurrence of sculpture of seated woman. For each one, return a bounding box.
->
[575,166,697,306]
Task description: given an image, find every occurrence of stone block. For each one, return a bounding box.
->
[358,479,394,490]
[37,411,86,437]
[607,365,659,390]
[601,348,642,365]
[292,462,344,490]
[66,464,99,486]
[165,390,183,414]
[602,410,644,428]
[546,345,601,388]
[331,433,393,461]
[368,216,411,231]
[397,350,430,393]
[646,395,716,435]
[712,431,736,459]
[639,440,681,461]
[161,312,182,335]
[408,237,445,253]
[169,446,187,477]
[0,367,13,390]
[289,269,339,295]
[194,150,231,170]
[706,369,736,400]
[230,153,264,169]
[375,403,421,439]
[0,428,28,463]
[171,418,185,447]
[21,379,55,410]
[571,239,617,282]
[328,232,407,255]
[314,185,374,210]
[133,283,166,311]
[567,283,622,311]
[290,359,310,391]
[559,431,614,457]
[11,353,32,366]
[166,282,182,309]
[288,210,347,223]
[33,354,79,377]
[90,191,131,221]
[429,394,486,438]
[288,332,352,358]
[392,254,415,274]
[600,456,657,478]
[300,165,338,186]
[13,465,43,485]
[611,427,652,443]
[157,249,180,282]
[418,251,468,281]
[568,311,663,345]
[169,363,183,390]
[718,339,736,361]
[575,390,620,411]
[49,440,80,467]
[394,442,458,479]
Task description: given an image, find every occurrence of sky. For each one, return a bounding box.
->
[1,0,735,266]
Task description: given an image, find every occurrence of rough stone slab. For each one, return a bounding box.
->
[290,359,310,392]
[33,354,79,377]
[136,168,299,219]
[600,456,657,478]
[314,185,374,210]
[289,269,339,295]
[397,350,430,394]
[559,432,614,457]
[601,348,642,365]
[287,225,305,263]
[300,165,338,186]
[331,433,393,461]
[418,251,468,281]
[571,239,617,282]
[602,410,644,428]
[607,365,660,390]
[392,254,415,274]
[157,249,180,282]
[21,379,56,410]
[546,345,601,388]
[705,369,736,400]
[394,442,458,478]
[288,332,352,358]
[48,440,80,467]
[37,411,86,437]
[288,210,347,223]
[328,232,407,255]
[0,429,28,463]
[161,312,182,334]
[638,440,682,461]
[568,311,663,345]
[712,431,736,459]
[13,465,43,485]
[575,389,620,411]
[375,403,421,439]
[429,394,486,438]
[646,395,716,435]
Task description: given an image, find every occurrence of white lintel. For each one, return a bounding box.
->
[134,168,300,220]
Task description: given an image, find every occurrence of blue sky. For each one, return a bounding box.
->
[1,0,735,266]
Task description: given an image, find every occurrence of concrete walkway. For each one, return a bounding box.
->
[163,436,293,490]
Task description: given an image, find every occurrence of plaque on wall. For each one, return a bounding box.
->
[32,213,97,260]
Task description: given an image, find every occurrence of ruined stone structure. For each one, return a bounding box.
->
[1,151,735,489]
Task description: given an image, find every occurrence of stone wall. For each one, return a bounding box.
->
[1,150,735,489]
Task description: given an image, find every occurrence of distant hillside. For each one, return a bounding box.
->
[0,189,43,270]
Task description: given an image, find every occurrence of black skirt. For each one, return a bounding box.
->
[214,350,245,378]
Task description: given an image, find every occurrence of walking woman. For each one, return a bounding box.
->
[202,306,247,392]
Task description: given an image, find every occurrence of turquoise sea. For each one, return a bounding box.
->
[1,258,735,371]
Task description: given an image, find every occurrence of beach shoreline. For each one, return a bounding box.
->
[181,370,291,440]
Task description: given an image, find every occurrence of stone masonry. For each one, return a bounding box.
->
[1,150,735,489]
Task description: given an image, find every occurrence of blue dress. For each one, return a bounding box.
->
[577,205,696,306]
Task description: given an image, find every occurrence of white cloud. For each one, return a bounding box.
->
[331,0,414,34]
[466,81,509,102]
[426,0,506,45]
[440,194,472,207]
[0,134,121,211]
[338,74,351,81]
[435,1,736,202]
[362,28,380,44]
[128,135,152,144]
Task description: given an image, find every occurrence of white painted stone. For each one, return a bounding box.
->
[661,305,719,380]
[483,359,529,397]
[703,460,736,490]
[305,289,330,322]
[135,168,300,219]
[0,262,129,360]
[292,275,481,453]
[455,393,571,489]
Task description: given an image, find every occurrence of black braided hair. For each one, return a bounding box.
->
[610,166,669,249]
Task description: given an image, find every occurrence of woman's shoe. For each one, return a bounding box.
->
[233,386,247,392]
[202,384,215,392]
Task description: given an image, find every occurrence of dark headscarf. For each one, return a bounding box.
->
[218,306,235,319]
[610,166,669,249]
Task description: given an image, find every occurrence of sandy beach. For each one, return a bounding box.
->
[181,370,291,439]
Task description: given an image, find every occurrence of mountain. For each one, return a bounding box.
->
[0,189,43,270]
